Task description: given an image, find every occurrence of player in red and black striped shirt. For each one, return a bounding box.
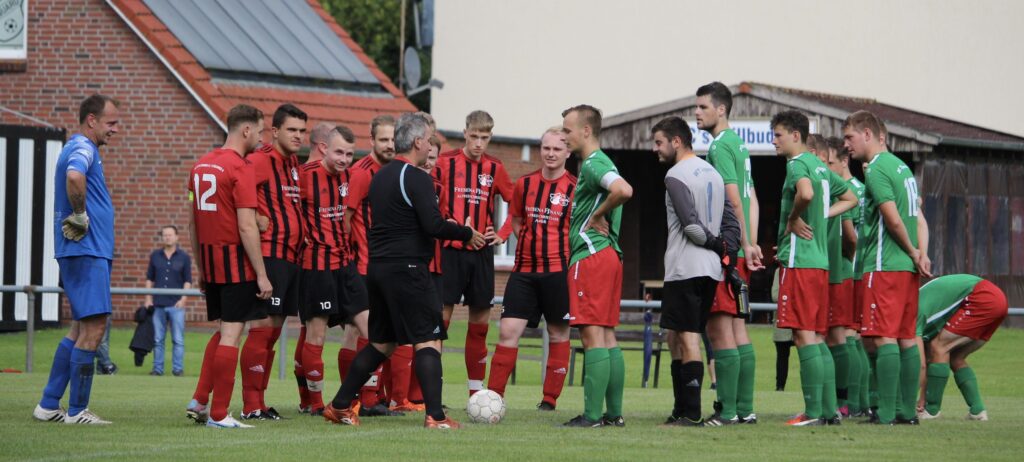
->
[487,127,576,409]
[187,104,272,429]
[437,111,515,395]
[291,125,368,415]
[241,104,307,420]
[338,115,404,417]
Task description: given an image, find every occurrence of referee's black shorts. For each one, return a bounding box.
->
[367,260,447,345]
[660,277,717,333]
[441,246,494,307]
[501,271,570,328]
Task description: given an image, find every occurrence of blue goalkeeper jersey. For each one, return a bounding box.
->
[54,134,115,260]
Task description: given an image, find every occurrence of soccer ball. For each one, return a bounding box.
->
[466,389,506,424]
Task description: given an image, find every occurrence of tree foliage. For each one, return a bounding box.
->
[320,0,431,109]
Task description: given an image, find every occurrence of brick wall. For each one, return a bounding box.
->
[1,0,224,322]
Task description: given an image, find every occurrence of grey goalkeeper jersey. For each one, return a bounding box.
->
[664,156,739,282]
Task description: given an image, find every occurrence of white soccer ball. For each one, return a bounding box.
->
[466,389,506,424]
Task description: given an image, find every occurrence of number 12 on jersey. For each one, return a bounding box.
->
[193,173,218,211]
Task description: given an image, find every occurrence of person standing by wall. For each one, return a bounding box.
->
[144,225,193,376]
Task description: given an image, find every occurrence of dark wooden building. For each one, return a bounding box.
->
[600,82,1024,307]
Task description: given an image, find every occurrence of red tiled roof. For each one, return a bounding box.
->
[109,0,417,151]
[739,82,1024,144]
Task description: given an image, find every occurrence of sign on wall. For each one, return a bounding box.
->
[689,119,818,154]
[0,0,27,60]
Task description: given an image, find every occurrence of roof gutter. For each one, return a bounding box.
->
[106,0,227,133]
[939,136,1024,151]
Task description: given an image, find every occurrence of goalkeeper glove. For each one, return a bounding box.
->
[62,211,89,241]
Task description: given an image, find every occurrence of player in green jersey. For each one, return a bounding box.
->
[915,275,1007,421]
[808,134,861,418]
[561,104,634,428]
[695,82,765,424]
[826,136,872,418]
[842,110,932,425]
[771,111,857,426]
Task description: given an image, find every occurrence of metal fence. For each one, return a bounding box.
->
[2,285,1021,379]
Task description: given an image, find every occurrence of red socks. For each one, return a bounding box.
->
[356,337,382,408]
[542,341,570,407]
[487,345,518,397]
[261,328,282,408]
[192,332,221,404]
[466,322,489,394]
[210,345,239,422]
[240,327,272,413]
[294,327,309,410]
[302,342,325,411]
[389,345,414,405]
[338,347,356,381]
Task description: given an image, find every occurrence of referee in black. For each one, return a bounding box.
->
[325,113,485,430]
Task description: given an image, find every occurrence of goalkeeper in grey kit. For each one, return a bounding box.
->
[652,116,745,427]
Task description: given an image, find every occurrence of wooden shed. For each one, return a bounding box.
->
[600,82,1024,307]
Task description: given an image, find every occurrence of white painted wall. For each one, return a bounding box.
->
[431,0,1024,139]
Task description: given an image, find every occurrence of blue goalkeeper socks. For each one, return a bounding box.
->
[68,348,97,417]
[40,337,75,410]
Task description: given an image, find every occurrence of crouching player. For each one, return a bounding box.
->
[487,127,576,410]
[916,275,1007,421]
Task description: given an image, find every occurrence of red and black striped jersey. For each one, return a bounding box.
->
[188,148,258,284]
[250,144,304,264]
[428,173,449,274]
[510,169,576,273]
[345,154,383,274]
[299,162,350,271]
[437,149,514,250]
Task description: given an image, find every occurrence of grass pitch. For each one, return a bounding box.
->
[1,323,1023,461]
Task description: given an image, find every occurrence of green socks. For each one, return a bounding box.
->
[583,348,610,421]
[898,345,921,420]
[819,343,838,418]
[714,348,740,420]
[925,362,950,415]
[605,347,625,418]
[875,344,900,423]
[797,344,823,419]
[867,349,878,410]
[845,337,863,413]
[737,343,756,417]
[954,366,985,415]
[829,344,849,409]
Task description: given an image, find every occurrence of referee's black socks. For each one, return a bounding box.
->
[332,344,388,409]
[415,347,447,421]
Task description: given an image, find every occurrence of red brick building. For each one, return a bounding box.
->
[0,0,418,325]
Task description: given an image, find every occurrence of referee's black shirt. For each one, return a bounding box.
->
[368,157,472,263]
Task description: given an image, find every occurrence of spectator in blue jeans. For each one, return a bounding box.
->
[144,225,192,376]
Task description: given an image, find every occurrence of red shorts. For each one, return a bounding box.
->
[860,271,919,339]
[711,257,750,316]
[944,280,1008,342]
[568,247,622,328]
[828,279,855,329]
[852,279,865,331]
[776,267,828,334]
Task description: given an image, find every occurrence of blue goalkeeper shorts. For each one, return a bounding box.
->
[58,256,112,320]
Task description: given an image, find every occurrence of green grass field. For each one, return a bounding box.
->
[2,323,1023,461]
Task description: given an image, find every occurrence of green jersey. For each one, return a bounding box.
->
[825,170,852,283]
[777,153,849,270]
[861,152,919,273]
[569,149,623,264]
[847,178,867,280]
[916,274,983,340]
[707,128,754,258]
